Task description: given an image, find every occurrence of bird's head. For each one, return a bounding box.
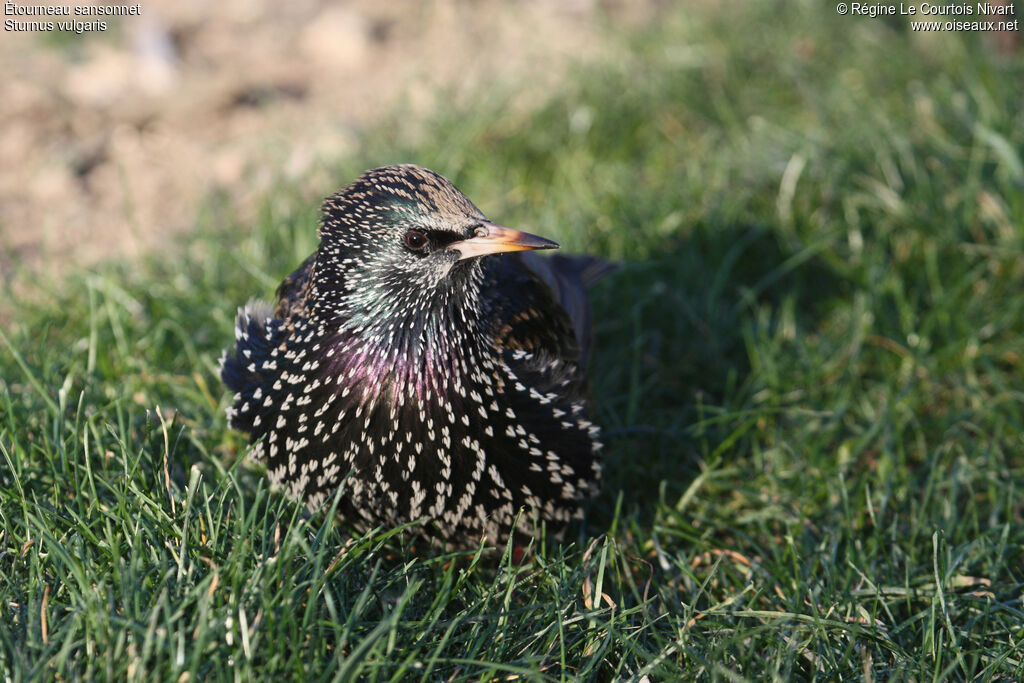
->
[315,165,559,300]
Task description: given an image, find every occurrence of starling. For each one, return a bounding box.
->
[220,165,608,546]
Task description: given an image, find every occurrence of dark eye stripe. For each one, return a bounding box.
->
[427,230,465,248]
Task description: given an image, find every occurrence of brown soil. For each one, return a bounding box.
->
[1,0,659,283]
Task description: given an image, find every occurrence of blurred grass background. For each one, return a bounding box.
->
[2,1,1024,680]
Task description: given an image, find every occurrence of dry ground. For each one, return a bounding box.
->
[1,0,658,281]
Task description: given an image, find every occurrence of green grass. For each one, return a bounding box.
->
[2,3,1024,680]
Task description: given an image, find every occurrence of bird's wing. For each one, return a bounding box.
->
[274,252,317,321]
[504,252,615,364]
[483,253,611,365]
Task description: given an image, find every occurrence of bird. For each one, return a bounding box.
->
[220,164,609,547]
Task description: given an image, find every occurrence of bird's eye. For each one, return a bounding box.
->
[403,230,428,251]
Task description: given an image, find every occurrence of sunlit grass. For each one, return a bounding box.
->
[2,3,1023,679]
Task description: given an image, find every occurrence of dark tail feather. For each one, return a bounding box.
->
[219,300,277,431]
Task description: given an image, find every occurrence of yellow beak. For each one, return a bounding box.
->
[451,223,560,261]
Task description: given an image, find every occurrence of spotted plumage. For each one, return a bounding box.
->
[220,164,609,546]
